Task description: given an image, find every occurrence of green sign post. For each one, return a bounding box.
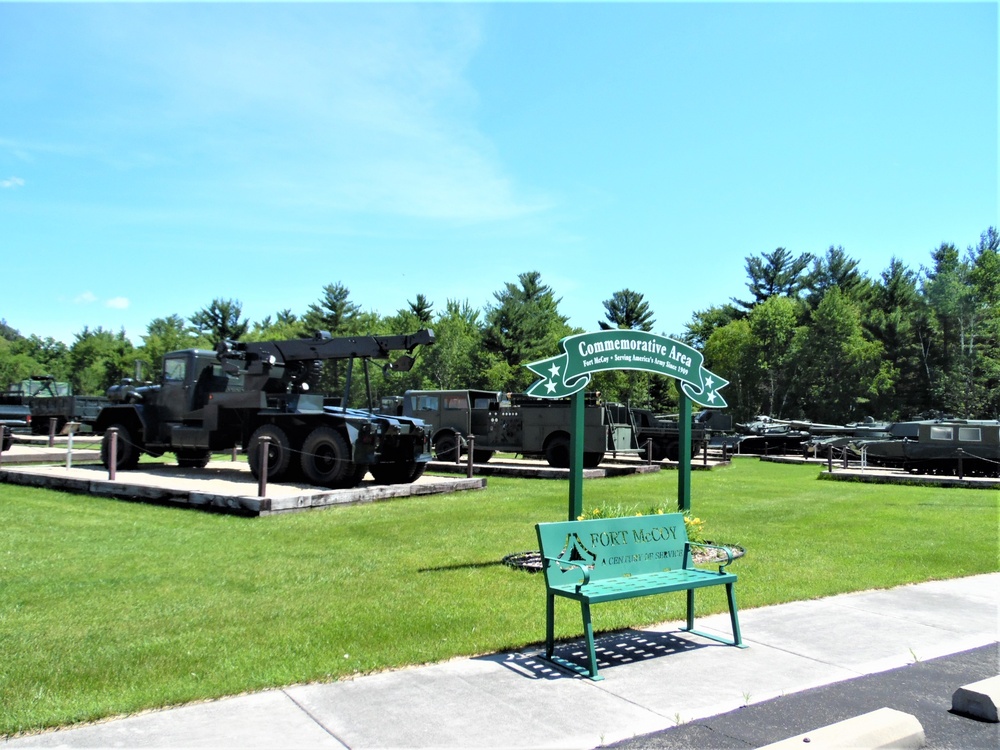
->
[525,330,728,520]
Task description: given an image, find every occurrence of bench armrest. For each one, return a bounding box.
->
[686,542,734,572]
[542,555,592,588]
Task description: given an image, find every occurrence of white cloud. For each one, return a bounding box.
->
[106,297,130,309]
[1,176,24,188]
[74,291,98,304]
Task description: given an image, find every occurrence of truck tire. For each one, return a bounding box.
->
[433,432,460,461]
[583,452,604,468]
[472,449,495,463]
[175,449,211,469]
[370,460,424,484]
[545,435,570,468]
[664,441,680,462]
[300,426,353,488]
[248,424,292,482]
[101,423,141,471]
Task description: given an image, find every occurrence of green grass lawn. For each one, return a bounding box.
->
[1,460,997,737]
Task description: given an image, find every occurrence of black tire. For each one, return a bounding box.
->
[2,427,12,452]
[300,426,353,488]
[370,461,423,484]
[101,423,141,471]
[663,441,680,462]
[247,424,292,482]
[433,432,460,461]
[175,449,211,469]
[583,451,604,468]
[544,435,570,468]
[472,449,495,464]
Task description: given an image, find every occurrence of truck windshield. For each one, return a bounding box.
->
[164,359,186,382]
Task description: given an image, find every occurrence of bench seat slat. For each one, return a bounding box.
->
[549,568,737,602]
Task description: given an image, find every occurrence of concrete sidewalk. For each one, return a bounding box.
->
[4,573,998,749]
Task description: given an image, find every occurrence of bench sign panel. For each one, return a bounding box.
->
[539,515,689,585]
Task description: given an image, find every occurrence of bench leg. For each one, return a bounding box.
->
[545,592,556,658]
[680,584,748,650]
[726,582,745,647]
[580,600,601,680]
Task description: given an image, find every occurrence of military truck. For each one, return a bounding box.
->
[604,404,707,462]
[0,377,108,434]
[387,389,637,468]
[94,330,435,488]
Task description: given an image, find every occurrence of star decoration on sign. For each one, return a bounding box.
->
[549,363,561,378]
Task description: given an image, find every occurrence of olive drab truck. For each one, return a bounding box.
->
[389,389,707,468]
[389,390,636,468]
[94,330,435,488]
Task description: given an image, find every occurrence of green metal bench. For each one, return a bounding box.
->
[535,512,746,680]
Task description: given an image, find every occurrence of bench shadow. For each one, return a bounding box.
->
[477,629,709,680]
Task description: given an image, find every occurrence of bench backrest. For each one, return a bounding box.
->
[536,513,689,587]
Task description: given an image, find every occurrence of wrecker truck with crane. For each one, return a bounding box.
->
[94,330,435,489]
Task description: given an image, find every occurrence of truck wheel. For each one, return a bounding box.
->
[433,433,460,461]
[583,452,604,468]
[545,435,570,468]
[248,425,292,482]
[101,423,141,471]
[664,441,680,461]
[642,441,667,462]
[175,449,211,469]
[300,426,352,488]
[472,449,495,463]
[370,461,422,484]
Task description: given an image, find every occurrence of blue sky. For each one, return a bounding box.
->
[1,1,996,347]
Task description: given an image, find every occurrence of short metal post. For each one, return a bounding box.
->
[722,442,728,461]
[702,441,708,466]
[842,447,848,469]
[231,445,239,461]
[48,418,57,447]
[107,427,117,481]
[257,436,271,498]
[466,434,475,477]
[645,438,652,465]
[454,435,462,464]
[827,444,833,473]
[65,429,74,470]
[957,448,964,480]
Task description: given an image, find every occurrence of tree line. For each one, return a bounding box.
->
[1,227,997,425]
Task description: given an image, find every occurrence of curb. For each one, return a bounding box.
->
[757,707,925,749]
[952,675,1000,723]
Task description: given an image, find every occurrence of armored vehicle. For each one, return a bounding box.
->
[855,419,1000,476]
[94,330,435,488]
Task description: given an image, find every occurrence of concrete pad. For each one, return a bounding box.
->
[952,675,1000,722]
[0,461,485,516]
[287,653,671,749]
[4,691,345,749]
[756,707,925,749]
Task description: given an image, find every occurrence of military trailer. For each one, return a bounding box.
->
[389,389,635,469]
[94,330,436,488]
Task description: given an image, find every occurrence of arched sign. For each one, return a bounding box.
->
[524,330,728,520]
[525,330,728,408]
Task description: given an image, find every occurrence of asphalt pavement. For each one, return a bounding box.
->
[3,573,998,750]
